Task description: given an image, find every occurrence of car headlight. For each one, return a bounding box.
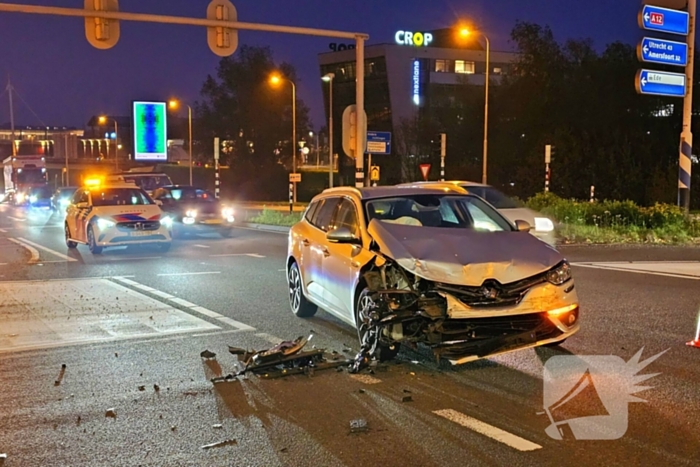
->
[186,209,197,218]
[96,218,116,230]
[60,198,70,207]
[547,260,572,285]
[16,193,25,202]
[222,207,235,222]
[29,195,38,204]
[534,217,555,232]
[160,216,173,228]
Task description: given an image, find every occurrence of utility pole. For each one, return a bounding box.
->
[7,77,16,156]
[355,37,365,188]
[679,0,696,212]
[64,132,69,186]
[545,144,552,192]
[440,133,446,181]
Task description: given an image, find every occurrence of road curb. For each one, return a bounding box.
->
[239,223,291,233]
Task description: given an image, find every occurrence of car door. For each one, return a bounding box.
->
[321,197,365,321]
[66,189,87,241]
[301,197,340,307]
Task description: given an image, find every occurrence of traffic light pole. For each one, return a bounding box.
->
[355,36,365,188]
[679,0,696,212]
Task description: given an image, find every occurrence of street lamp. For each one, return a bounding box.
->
[460,28,490,184]
[270,73,297,202]
[309,131,320,166]
[169,99,193,185]
[322,72,335,188]
[99,115,119,171]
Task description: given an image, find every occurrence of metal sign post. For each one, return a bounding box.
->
[440,133,446,181]
[214,137,220,199]
[679,0,696,212]
[545,144,551,193]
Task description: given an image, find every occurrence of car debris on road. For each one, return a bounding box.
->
[200,438,237,450]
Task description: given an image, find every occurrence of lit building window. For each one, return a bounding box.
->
[455,60,475,74]
[435,60,449,72]
[493,67,503,74]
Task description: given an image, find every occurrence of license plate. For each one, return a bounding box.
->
[130,231,152,237]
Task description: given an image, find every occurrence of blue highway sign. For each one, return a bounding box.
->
[638,37,688,67]
[366,131,392,154]
[639,5,689,36]
[636,69,687,97]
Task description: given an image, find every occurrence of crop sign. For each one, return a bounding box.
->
[132,101,167,161]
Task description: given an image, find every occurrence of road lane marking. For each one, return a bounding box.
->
[255,332,284,345]
[0,263,7,266]
[110,277,256,332]
[8,216,25,222]
[104,256,162,261]
[433,409,542,452]
[194,244,210,249]
[349,374,382,385]
[572,261,700,280]
[209,253,266,258]
[8,237,40,263]
[16,237,77,262]
[217,316,255,331]
[0,228,7,233]
[156,271,221,277]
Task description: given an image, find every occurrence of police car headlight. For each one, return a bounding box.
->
[534,217,555,232]
[161,216,173,228]
[186,209,197,218]
[96,218,116,230]
[547,261,572,286]
[222,207,234,222]
[29,195,38,204]
[60,198,70,207]
[16,193,25,203]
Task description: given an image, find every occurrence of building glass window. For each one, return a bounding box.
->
[493,67,503,75]
[435,59,449,73]
[455,60,475,74]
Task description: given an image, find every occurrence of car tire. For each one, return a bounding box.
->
[158,242,171,253]
[220,228,234,238]
[355,287,400,362]
[65,224,77,249]
[288,262,317,318]
[87,225,102,255]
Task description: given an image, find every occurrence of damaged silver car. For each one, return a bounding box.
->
[286,187,579,370]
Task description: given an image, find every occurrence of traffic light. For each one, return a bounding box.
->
[342,105,367,158]
[84,0,120,50]
[206,0,238,57]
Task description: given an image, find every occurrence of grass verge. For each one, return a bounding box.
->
[558,223,700,245]
[248,209,302,227]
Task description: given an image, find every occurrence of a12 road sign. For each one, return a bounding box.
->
[637,37,688,67]
[638,4,689,35]
[635,69,687,97]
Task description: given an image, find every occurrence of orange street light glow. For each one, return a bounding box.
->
[460,28,470,37]
[168,100,179,109]
[98,116,107,124]
[270,75,282,85]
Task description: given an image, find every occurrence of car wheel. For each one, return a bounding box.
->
[65,224,77,249]
[288,262,317,317]
[356,287,400,362]
[87,225,102,255]
[220,228,234,238]
[158,242,171,253]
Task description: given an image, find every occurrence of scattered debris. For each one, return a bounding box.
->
[61,364,67,369]
[153,384,160,392]
[212,424,223,429]
[115,352,118,358]
[170,425,177,431]
[350,419,369,434]
[200,439,237,450]
[401,395,413,403]
[138,385,145,391]
[403,389,411,393]
[358,389,365,394]
[279,447,288,453]
[200,349,216,359]
[55,365,67,386]
[212,333,351,382]
[105,408,117,418]
[0,453,6,463]
[409,372,416,376]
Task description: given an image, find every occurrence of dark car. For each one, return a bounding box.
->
[51,186,78,211]
[152,186,235,238]
[27,185,53,208]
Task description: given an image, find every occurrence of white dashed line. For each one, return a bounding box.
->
[0,228,7,233]
[8,238,40,263]
[194,244,210,249]
[157,271,220,277]
[16,237,77,262]
[209,253,266,258]
[216,316,255,331]
[433,409,542,452]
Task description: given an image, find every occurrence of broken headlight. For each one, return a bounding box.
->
[547,260,572,285]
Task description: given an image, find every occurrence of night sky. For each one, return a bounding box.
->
[0,0,648,130]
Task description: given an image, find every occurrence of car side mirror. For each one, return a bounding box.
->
[514,220,532,232]
[326,227,361,245]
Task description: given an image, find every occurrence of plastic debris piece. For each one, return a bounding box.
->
[171,425,177,431]
[358,389,365,394]
[105,408,117,418]
[350,419,368,433]
[212,424,223,429]
[200,349,216,359]
[138,385,145,391]
[403,389,411,393]
[200,439,237,450]
[115,353,118,358]
[153,384,160,392]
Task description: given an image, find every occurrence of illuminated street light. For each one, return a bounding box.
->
[269,73,297,203]
[457,26,490,184]
[322,72,335,187]
[168,98,194,185]
[99,115,119,171]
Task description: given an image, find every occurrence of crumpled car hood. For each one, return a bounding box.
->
[367,219,563,286]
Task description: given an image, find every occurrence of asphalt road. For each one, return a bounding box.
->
[0,202,699,467]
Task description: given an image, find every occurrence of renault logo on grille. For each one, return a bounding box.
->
[480,287,499,299]
[135,222,143,230]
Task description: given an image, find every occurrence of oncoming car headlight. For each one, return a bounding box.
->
[29,195,38,204]
[185,209,197,218]
[547,260,572,285]
[534,217,555,232]
[96,218,116,230]
[222,207,235,222]
[160,216,173,228]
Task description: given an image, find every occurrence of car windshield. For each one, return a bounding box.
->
[90,188,153,206]
[169,188,215,202]
[462,186,521,209]
[365,194,513,232]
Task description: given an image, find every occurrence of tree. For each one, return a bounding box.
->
[194,45,312,199]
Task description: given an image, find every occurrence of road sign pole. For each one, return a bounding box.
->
[214,137,220,199]
[355,36,365,188]
[545,144,551,192]
[679,0,696,212]
[289,182,293,214]
[440,133,446,181]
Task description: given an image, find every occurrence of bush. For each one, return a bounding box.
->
[249,209,302,227]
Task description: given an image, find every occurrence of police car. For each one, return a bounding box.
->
[64,178,173,254]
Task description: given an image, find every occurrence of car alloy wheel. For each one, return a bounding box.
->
[288,262,317,317]
[65,224,77,249]
[87,226,102,254]
[356,287,400,362]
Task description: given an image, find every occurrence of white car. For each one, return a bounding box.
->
[64,181,172,254]
[398,181,557,245]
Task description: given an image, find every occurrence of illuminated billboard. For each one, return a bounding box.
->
[132,101,167,161]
